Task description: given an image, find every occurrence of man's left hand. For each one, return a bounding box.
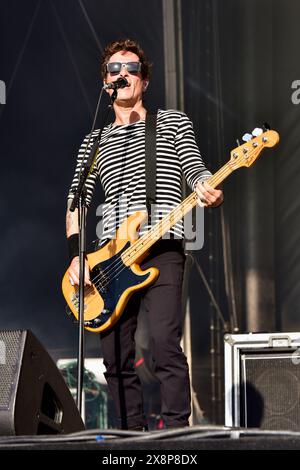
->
[195,180,224,208]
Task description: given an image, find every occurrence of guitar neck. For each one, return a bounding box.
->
[121,161,233,265]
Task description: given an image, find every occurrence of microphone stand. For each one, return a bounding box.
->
[69,87,118,417]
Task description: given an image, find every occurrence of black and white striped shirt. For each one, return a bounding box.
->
[68,109,211,245]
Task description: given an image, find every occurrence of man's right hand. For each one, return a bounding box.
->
[68,256,91,286]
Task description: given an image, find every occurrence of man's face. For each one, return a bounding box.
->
[104,50,148,105]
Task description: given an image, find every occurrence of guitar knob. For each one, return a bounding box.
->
[242,133,252,142]
[252,127,263,137]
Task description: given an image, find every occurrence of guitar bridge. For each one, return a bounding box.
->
[71,293,87,311]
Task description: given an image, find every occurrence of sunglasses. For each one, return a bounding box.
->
[106,62,142,75]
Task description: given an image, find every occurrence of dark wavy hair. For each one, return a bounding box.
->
[101,38,152,80]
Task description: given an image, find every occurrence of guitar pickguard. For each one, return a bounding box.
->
[84,242,150,330]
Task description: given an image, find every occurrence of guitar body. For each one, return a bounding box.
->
[62,212,159,333]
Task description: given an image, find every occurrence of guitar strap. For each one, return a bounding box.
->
[145,111,158,221]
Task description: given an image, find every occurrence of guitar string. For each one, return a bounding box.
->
[84,157,235,290]
[76,142,265,317]
[78,190,200,308]
[89,135,272,290]
[79,159,239,309]
[83,193,197,291]
[75,142,265,313]
[79,161,235,310]
[77,158,241,313]
[75,196,196,305]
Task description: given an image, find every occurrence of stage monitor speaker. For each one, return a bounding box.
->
[224,332,300,431]
[0,330,84,435]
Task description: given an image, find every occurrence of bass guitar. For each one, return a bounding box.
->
[62,128,279,333]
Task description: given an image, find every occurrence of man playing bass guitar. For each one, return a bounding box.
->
[66,38,224,431]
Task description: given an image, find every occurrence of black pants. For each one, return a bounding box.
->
[100,240,191,429]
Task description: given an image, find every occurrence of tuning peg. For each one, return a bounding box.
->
[242,133,252,142]
[251,128,263,137]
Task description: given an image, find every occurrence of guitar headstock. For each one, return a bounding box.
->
[229,128,280,169]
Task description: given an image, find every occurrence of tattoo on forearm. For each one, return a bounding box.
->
[66,200,78,236]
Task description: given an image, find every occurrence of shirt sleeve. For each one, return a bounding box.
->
[67,134,99,208]
[175,113,212,190]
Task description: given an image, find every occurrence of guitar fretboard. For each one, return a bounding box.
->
[121,161,233,266]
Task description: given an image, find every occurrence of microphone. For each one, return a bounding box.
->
[103,77,129,90]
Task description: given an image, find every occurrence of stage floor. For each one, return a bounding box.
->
[1,426,300,451]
